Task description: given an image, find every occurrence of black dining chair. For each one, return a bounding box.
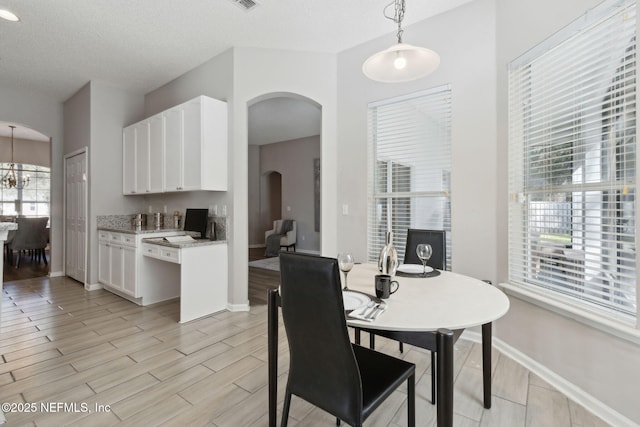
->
[278,252,416,427]
[361,229,447,404]
[403,229,446,270]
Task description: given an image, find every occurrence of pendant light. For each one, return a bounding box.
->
[362,0,440,83]
[2,125,30,190]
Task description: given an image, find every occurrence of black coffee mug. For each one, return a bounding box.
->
[375,274,399,299]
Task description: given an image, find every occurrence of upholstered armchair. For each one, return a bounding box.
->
[265,219,297,252]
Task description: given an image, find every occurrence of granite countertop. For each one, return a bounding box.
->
[142,237,226,249]
[98,226,182,234]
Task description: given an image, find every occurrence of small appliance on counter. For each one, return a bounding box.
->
[149,212,164,229]
[131,213,147,228]
[173,211,182,229]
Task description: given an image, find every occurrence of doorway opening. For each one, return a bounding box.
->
[263,171,282,233]
[0,122,52,282]
[247,93,322,305]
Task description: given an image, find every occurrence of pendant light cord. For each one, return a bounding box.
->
[10,125,15,164]
[383,0,405,43]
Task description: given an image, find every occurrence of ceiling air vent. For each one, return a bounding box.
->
[229,0,259,11]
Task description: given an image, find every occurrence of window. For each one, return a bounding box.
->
[367,86,452,266]
[508,0,637,324]
[0,163,51,218]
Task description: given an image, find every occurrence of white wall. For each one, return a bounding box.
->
[88,81,146,284]
[0,137,50,167]
[495,0,640,423]
[232,47,338,308]
[248,145,261,246]
[145,47,338,309]
[337,0,498,283]
[1,84,64,276]
[259,136,321,252]
[64,81,145,285]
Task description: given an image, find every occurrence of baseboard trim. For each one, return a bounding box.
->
[461,330,638,427]
[84,283,102,291]
[227,302,250,312]
[249,244,265,249]
[49,270,65,278]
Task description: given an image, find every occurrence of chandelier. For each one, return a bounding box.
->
[2,125,30,190]
[362,0,440,83]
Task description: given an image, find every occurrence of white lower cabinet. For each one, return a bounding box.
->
[98,230,179,301]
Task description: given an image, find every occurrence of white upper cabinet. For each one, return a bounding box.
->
[148,114,164,193]
[163,107,183,192]
[123,119,151,194]
[123,95,227,195]
[123,125,137,194]
[135,120,150,194]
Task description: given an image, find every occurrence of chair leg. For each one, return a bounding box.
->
[336,417,341,425]
[43,248,48,265]
[431,351,436,405]
[369,333,375,350]
[408,373,416,427]
[399,342,404,353]
[354,328,361,345]
[281,389,292,427]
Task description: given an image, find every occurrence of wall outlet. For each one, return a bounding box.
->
[342,204,349,215]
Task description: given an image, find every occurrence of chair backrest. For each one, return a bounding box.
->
[279,252,362,421]
[403,228,446,270]
[11,217,49,251]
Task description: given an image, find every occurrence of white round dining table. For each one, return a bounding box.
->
[345,263,510,331]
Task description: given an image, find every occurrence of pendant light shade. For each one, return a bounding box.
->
[362,42,440,83]
[363,0,440,83]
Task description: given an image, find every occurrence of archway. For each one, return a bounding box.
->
[247,93,322,255]
[0,121,52,281]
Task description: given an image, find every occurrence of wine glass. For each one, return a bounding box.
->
[416,244,432,276]
[337,253,354,290]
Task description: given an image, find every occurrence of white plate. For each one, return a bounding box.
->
[342,291,371,311]
[397,264,433,274]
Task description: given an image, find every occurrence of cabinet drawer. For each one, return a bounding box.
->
[158,247,180,263]
[121,234,137,248]
[142,243,181,264]
[98,230,110,241]
[109,233,123,244]
[142,244,159,257]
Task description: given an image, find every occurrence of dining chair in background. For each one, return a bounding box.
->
[7,217,49,267]
[362,228,448,404]
[403,228,446,270]
[278,252,416,427]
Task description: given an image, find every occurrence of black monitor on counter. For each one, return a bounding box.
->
[183,208,209,239]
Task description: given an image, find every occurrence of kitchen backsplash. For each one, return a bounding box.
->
[97,214,228,240]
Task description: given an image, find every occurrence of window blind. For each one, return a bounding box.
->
[508,0,637,321]
[367,86,452,267]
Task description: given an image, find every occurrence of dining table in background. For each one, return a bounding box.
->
[268,263,510,427]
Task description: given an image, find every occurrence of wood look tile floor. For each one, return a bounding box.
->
[0,271,611,426]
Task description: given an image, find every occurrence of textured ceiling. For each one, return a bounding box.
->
[0,0,471,142]
[0,0,470,102]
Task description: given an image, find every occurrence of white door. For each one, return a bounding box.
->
[65,150,87,283]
